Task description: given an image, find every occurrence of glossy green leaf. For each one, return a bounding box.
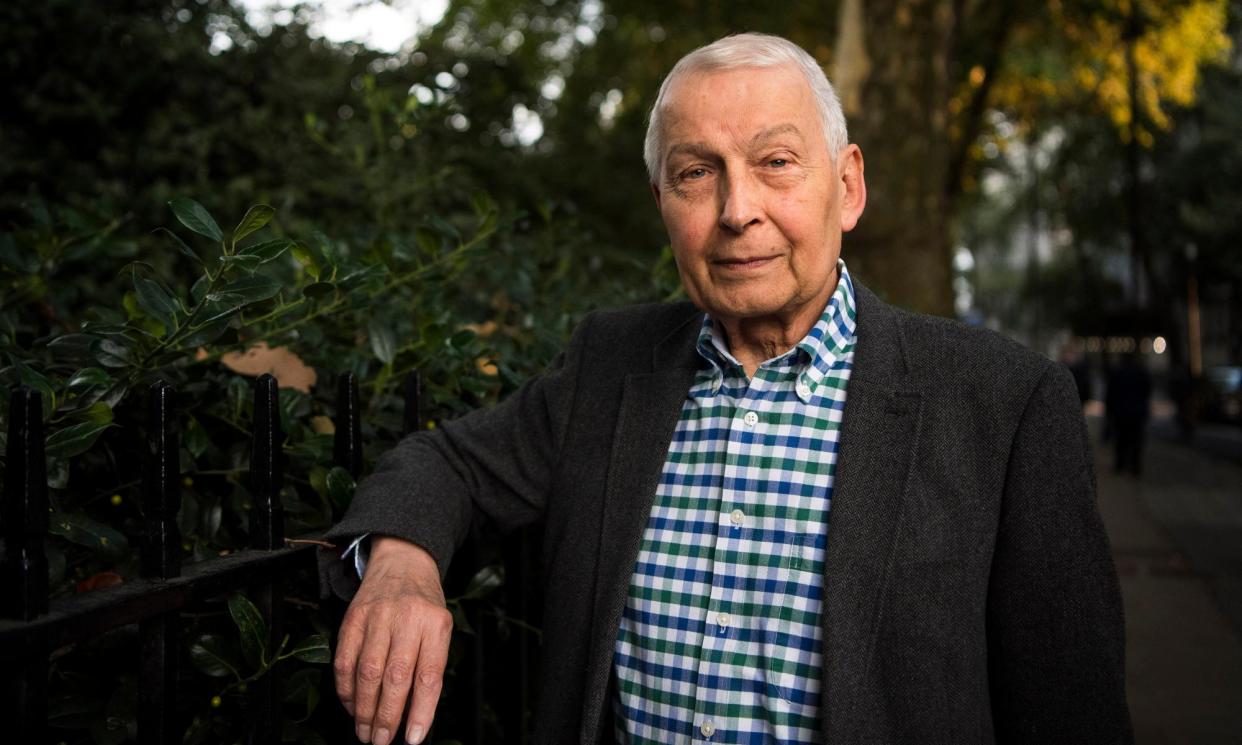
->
[283,668,322,722]
[189,633,241,679]
[94,338,131,368]
[184,416,209,458]
[153,226,202,265]
[217,253,263,273]
[48,510,128,558]
[238,238,291,264]
[302,281,334,300]
[200,500,222,540]
[47,333,100,362]
[414,227,441,256]
[47,457,69,489]
[10,356,56,412]
[177,491,200,540]
[337,263,386,291]
[228,593,268,669]
[65,367,111,392]
[470,191,495,218]
[291,241,323,280]
[192,295,246,327]
[79,401,114,425]
[178,315,232,348]
[368,317,396,364]
[168,198,223,242]
[232,204,274,243]
[217,275,282,304]
[190,275,210,304]
[462,563,504,600]
[475,209,499,240]
[324,466,355,511]
[426,215,460,242]
[133,270,179,327]
[449,329,476,349]
[288,634,330,663]
[45,419,112,458]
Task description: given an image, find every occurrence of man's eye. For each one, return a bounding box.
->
[683,167,709,180]
[767,158,788,168]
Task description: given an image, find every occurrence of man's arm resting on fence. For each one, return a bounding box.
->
[319,313,595,745]
[333,535,448,745]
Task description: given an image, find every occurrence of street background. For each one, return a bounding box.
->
[1093,409,1242,744]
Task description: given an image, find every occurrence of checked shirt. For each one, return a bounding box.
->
[613,261,857,744]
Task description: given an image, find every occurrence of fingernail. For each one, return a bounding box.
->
[406,725,426,744]
[373,727,392,745]
[357,723,372,742]
[345,702,355,717]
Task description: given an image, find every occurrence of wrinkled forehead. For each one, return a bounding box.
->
[657,64,822,146]
[660,62,810,115]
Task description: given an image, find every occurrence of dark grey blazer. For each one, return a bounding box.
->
[324,282,1133,744]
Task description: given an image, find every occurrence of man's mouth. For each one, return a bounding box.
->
[714,255,778,272]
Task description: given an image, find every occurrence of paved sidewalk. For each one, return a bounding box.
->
[1093,418,1242,745]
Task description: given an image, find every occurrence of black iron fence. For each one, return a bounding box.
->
[0,371,538,743]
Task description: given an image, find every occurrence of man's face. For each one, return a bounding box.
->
[653,65,865,326]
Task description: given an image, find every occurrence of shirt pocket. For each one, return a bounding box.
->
[759,539,820,706]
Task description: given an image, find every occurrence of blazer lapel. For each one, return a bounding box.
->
[821,283,923,740]
[580,314,701,743]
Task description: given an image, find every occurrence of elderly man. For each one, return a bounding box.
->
[325,33,1132,745]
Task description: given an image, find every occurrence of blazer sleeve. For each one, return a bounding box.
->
[319,312,595,589]
[986,362,1134,743]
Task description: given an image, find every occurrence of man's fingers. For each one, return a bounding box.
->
[368,620,421,745]
[333,609,366,717]
[405,607,452,745]
[352,614,394,743]
[334,540,449,744]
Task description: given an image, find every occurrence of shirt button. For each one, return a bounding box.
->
[729,508,745,526]
[716,612,730,627]
[796,381,811,398]
[742,411,758,427]
[701,721,716,737]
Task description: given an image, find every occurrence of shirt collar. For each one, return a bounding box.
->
[694,260,857,400]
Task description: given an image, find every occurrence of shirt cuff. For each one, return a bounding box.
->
[341,534,371,579]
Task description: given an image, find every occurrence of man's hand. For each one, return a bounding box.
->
[334,536,452,745]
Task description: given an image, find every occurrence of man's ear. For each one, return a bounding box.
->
[838,144,866,232]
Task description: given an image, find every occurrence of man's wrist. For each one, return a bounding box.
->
[370,535,437,569]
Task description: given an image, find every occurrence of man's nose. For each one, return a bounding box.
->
[718,172,762,233]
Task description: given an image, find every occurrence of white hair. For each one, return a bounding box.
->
[642,32,849,181]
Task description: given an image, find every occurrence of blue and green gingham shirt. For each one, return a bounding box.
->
[613,261,857,744]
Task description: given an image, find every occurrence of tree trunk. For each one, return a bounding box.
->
[840,0,955,316]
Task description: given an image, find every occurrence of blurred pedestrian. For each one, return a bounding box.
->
[1106,349,1152,475]
[1060,342,1093,404]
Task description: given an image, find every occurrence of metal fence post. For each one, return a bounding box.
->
[139,380,182,744]
[334,372,363,479]
[403,370,422,435]
[248,374,284,744]
[2,387,49,742]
